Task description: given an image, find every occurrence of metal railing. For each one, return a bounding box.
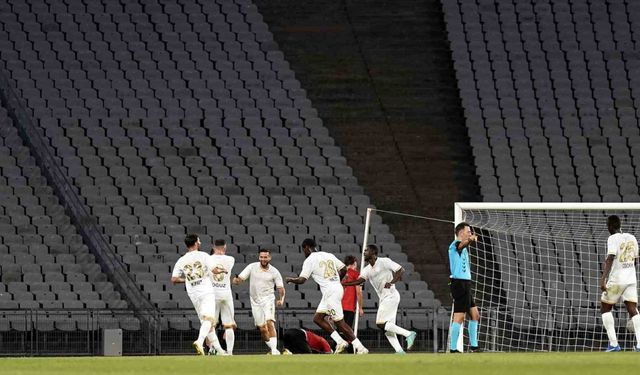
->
[0,307,448,356]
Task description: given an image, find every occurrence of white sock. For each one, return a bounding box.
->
[330,331,346,345]
[225,328,235,354]
[632,314,640,348]
[197,321,212,346]
[265,339,274,350]
[602,312,618,347]
[385,332,403,352]
[385,322,411,337]
[351,338,365,350]
[268,337,278,353]
[206,331,224,353]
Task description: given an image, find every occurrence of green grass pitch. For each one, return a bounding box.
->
[0,353,636,375]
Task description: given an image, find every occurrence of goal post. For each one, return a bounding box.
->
[454,202,640,352]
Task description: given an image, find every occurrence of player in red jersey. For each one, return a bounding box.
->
[282,328,332,354]
[342,255,364,329]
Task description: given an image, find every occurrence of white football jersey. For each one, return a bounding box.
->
[299,251,345,293]
[360,257,403,298]
[238,262,284,305]
[607,232,639,284]
[172,250,216,300]
[209,254,235,298]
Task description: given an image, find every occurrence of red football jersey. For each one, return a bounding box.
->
[305,330,332,354]
[342,268,360,312]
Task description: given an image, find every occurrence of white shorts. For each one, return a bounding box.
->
[251,299,275,327]
[317,285,344,321]
[215,295,236,328]
[601,283,638,304]
[376,289,400,325]
[192,294,217,323]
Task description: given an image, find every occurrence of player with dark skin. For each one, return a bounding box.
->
[285,242,358,344]
[341,246,404,330]
[600,217,638,317]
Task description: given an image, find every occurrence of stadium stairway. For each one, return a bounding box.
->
[0,100,141,332]
[254,0,481,303]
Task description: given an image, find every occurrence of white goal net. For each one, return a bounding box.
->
[456,203,640,352]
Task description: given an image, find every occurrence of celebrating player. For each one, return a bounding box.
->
[208,239,236,355]
[342,244,417,353]
[600,215,640,352]
[448,222,481,353]
[286,238,369,354]
[170,234,226,355]
[233,248,285,355]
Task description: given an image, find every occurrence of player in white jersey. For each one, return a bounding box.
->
[343,244,417,353]
[208,239,236,355]
[233,248,285,355]
[600,215,640,352]
[286,238,368,354]
[170,234,226,355]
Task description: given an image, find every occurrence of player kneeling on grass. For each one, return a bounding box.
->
[286,238,369,354]
[342,244,417,354]
[600,215,640,352]
[233,248,285,355]
[282,328,333,354]
[171,234,227,355]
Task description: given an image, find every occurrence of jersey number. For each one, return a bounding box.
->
[618,241,637,263]
[183,261,205,282]
[319,260,337,279]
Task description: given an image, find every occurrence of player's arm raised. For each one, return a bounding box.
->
[457,233,478,250]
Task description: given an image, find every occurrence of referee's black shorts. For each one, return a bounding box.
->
[450,278,476,313]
